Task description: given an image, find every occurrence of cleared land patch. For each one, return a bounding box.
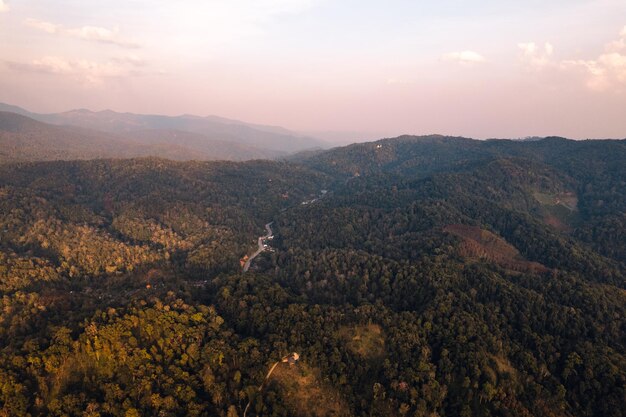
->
[533,191,579,231]
[267,362,351,417]
[444,224,549,274]
[336,323,385,360]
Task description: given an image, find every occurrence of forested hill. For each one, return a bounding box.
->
[0,136,624,417]
[302,134,626,179]
[0,111,288,163]
[0,111,141,163]
[299,135,626,269]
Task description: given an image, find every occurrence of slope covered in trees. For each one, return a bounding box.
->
[0,102,327,157]
[0,136,624,417]
[0,112,290,163]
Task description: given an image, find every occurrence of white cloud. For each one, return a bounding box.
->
[442,50,486,64]
[563,52,626,91]
[606,26,626,53]
[67,26,138,48]
[4,56,153,86]
[24,18,139,48]
[24,18,60,34]
[0,0,9,12]
[111,54,147,67]
[30,56,74,74]
[518,42,554,70]
[519,27,626,92]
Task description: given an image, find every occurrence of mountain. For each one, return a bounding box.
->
[302,134,626,178]
[0,135,624,417]
[0,102,327,154]
[0,111,288,163]
[125,129,283,161]
[0,111,142,163]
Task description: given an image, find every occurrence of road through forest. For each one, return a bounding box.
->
[243,222,273,272]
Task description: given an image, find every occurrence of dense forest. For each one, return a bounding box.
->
[0,136,624,417]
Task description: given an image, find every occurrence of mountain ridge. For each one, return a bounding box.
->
[0,102,327,155]
[0,111,295,163]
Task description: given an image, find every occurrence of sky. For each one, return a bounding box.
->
[1,0,626,141]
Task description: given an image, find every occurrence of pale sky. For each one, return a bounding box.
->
[1,0,626,140]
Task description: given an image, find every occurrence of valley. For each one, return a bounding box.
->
[3,1,625,415]
[243,222,274,273]
[0,135,624,417]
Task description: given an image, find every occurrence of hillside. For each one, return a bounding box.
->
[0,102,327,154]
[126,129,284,161]
[0,111,141,163]
[303,135,626,180]
[0,112,287,163]
[0,136,624,417]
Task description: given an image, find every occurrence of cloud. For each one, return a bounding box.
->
[66,26,139,48]
[442,50,486,64]
[24,18,139,48]
[606,25,626,53]
[0,0,9,12]
[518,42,554,70]
[519,26,626,92]
[111,54,147,67]
[24,18,60,33]
[26,56,74,74]
[562,53,626,91]
[4,56,154,85]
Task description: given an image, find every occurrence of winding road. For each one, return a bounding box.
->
[243,222,273,272]
[243,353,299,417]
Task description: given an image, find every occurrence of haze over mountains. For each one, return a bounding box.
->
[5,101,626,167]
[0,103,327,163]
[2,0,626,414]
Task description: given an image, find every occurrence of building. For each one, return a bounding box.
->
[282,352,300,365]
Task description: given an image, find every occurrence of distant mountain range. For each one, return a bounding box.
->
[0,103,328,163]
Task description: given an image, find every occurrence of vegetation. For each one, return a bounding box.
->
[0,136,624,416]
[0,106,324,163]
